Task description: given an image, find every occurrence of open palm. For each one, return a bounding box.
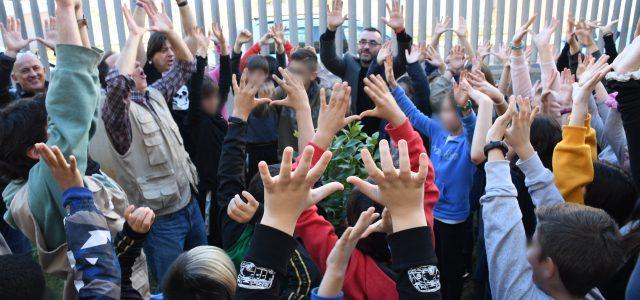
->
[327,0,347,30]
[0,17,33,53]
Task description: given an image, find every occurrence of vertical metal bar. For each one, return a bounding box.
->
[97,0,112,51]
[544,0,553,23]
[507,0,518,45]
[555,0,566,53]
[348,0,357,54]
[0,2,7,25]
[274,0,283,24]
[378,0,386,38]
[612,0,623,25]
[418,0,427,42]
[29,0,49,73]
[242,0,253,51]
[305,0,314,47]
[363,0,371,28]
[459,0,467,19]
[259,0,268,54]
[619,0,634,47]
[444,0,453,55]
[47,0,55,16]
[319,0,327,37]
[195,0,205,28]
[11,0,28,38]
[494,0,505,47]
[482,0,493,43]
[288,0,299,45]
[82,0,95,47]
[164,0,173,19]
[530,0,542,64]
[579,0,588,20]
[211,0,221,23]
[405,0,414,36]
[432,0,440,41]
[227,0,238,47]
[114,0,127,51]
[591,0,600,21]
[601,0,611,26]
[470,0,480,48]
[633,0,640,41]
[521,0,530,32]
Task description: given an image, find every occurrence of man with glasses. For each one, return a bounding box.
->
[320,0,412,134]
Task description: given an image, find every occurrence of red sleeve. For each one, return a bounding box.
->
[385,119,439,244]
[292,141,325,170]
[295,206,399,300]
[284,41,294,60]
[239,43,262,71]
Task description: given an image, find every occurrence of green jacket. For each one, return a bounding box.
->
[3,44,103,250]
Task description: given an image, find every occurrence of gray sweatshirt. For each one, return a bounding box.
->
[481,154,604,300]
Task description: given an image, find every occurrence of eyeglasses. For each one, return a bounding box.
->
[358,40,381,47]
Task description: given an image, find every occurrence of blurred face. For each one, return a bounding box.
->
[527,231,554,292]
[151,41,175,73]
[440,99,462,133]
[12,55,46,92]
[131,62,148,91]
[287,60,317,88]
[201,93,219,115]
[357,31,383,64]
[247,69,269,86]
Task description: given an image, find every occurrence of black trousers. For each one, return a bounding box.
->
[246,141,279,183]
[434,218,467,300]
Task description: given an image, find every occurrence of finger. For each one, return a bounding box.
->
[362,220,382,238]
[142,210,155,230]
[359,109,379,119]
[398,139,411,176]
[35,143,56,167]
[417,153,429,181]
[242,191,260,208]
[232,195,249,212]
[352,207,376,236]
[306,150,333,184]
[346,176,382,203]
[232,73,239,93]
[68,156,78,174]
[124,205,135,220]
[258,161,274,187]
[344,115,361,124]
[319,88,327,111]
[310,182,344,205]
[379,140,395,177]
[279,147,295,179]
[51,146,68,169]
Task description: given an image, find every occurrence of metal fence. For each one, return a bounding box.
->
[2,0,640,72]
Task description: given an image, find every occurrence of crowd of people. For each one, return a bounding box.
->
[0,0,640,299]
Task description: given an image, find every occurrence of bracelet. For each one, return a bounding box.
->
[457,99,473,112]
[483,141,509,158]
[510,42,525,50]
[177,1,188,7]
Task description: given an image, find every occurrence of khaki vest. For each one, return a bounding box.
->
[9,174,150,299]
[92,87,198,216]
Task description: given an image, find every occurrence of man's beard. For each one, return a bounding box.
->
[359,50,375,63]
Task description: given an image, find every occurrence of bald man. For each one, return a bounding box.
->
[1,16,47,107]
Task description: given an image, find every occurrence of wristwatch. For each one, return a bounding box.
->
[177,1,189,7]
[483,141,509,157]
[77,16,87,27]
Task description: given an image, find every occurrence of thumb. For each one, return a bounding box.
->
[255,98,273,106]
[362,220,382,238]
[346,176,381,204]
[344,115,361,124]
[269,99,289,107]
[242,191,259,208]
[359,109,378,119]
[124,205,135,220]
[310,182,344,204]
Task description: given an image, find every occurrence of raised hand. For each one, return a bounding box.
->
[362,208,393,238]
[448,45,466,73]
[382,0,405,31]
[504,96,539,160]
[259,146,341,235]
[466,70,505,105]
[347,139,430,232]
[433,16,451,37]
[327,0,348,31]
[314,83,361,148]
[317,207,379,298]
[579,54,610,84]
[490,44,511,66]
[259,32,274,46]
[123,4,146,37]
[35,143,83,192]
[485,98,516,144]
[141,1,173,33]
[227,191,260,224]
[455,16,469,39]
[36,17,59,50]
[361,74,407,127]
[423,44,444,69]
[405,44,421,64]
[271,67,311,111]
[376,41,393,65]
[575,20,598,47]
[600,19,619,36]
[453,72,470,107]
[232,69,273,121]
[512,15,537,46]
[476,41,492,61]
[236,29,253,45]
[462,78,493,107]
[211,22,227,55]
[532,18,559,47]
[384,55,397,90]
[190,27,212,57]
[124,205,156,234]
[570,55,610,126]
[0,17,34,56]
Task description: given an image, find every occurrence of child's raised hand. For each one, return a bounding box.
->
[35,143,83,192]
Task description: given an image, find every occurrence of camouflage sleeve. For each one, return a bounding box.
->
[63,187,121,300]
